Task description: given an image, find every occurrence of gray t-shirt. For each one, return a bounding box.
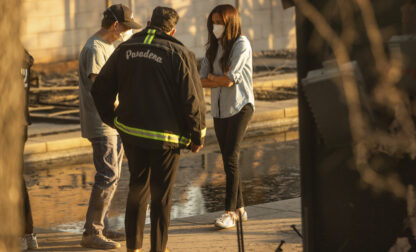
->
[78,34,118,138]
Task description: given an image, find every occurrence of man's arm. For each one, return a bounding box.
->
[91,50,119,128]
[179,52,206,152]
[84,46,107,91]
[89,73,119,108]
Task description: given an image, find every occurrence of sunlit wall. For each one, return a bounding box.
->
[21,0,296,63]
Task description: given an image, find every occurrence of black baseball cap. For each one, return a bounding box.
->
[106,4,141,29]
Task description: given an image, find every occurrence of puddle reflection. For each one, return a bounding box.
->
[25,131,300,233]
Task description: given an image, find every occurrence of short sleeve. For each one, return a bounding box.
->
[226,38,251,84]
[86,45,106,78]
[199,56,210,79]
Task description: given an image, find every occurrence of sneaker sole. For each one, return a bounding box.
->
[106,237,126,242]
[80,241,121,249]
[214,222,236,229]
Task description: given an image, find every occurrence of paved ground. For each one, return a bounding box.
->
[34,198,302,252]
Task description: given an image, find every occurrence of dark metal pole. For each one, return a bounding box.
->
[236,212,245,252]
[129,0,135,13]
[295,1,323,251]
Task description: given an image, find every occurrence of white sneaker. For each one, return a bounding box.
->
[215,213,236,229]
[20,237,28,251]
[23,233,38,250]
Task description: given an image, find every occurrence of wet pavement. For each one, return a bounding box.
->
[25,131,299,234]
[35,198,303,251]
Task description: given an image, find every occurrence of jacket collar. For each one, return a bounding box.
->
[133,26,184,46]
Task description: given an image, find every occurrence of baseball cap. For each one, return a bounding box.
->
[106,4,141,29]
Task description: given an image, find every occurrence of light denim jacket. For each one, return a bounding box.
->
[200,35,255,118]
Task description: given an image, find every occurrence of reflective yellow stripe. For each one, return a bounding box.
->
[147,30,156,44]
[180,138,191,147]
[144,29,156,44]
[201,128,207,138]
[114,117,191,146]
[143,35,150,44]
[143,29,152,44]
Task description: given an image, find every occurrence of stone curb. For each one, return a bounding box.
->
[254,73,298,89]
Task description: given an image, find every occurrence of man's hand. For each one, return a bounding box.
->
[191,143,203,153]
[114,95,119,110]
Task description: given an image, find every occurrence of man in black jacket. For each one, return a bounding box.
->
[20,49,38,251]
[92,6,206,252]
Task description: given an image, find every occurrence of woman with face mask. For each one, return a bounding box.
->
[200,4,255,229]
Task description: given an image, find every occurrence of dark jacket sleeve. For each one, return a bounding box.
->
[178,50,206,146]
[23,49,34,126]
[23,49,34,68]
[91,48,119,128]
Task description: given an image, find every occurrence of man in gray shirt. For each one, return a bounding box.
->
[78,4,140,249]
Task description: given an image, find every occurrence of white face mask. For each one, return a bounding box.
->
[213,24,225,39]
[120,29,133,42]
[117,26,133,42]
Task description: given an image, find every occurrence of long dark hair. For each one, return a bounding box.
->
[205,4,242,73]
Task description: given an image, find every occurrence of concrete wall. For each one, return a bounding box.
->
[21,0,296,63]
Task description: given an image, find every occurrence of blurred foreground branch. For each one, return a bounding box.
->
[293,0,413,197]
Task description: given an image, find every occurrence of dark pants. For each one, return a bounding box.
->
[124,144,180,251]
[23,178,33,234]
[214,104,253,211]
[22,125,33,234]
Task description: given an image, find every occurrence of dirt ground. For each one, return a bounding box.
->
[29,51,297,106]
[255,86,297,100]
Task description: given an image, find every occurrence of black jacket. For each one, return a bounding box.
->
[22,49,34,126]
[92,27,206,150]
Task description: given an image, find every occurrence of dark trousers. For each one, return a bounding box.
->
[214,104,253,211]
[22,125,34,235]
[124,144,180,251]
[23,179,33,234]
